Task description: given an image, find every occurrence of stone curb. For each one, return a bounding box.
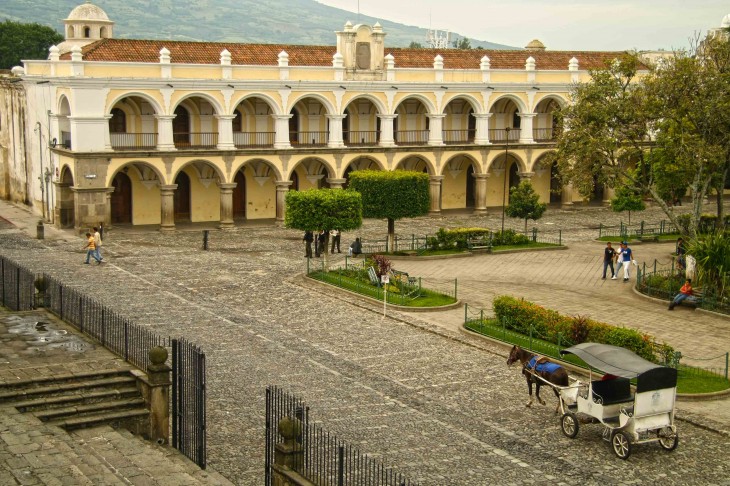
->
[384,245,568,260]
[631,285,730,319]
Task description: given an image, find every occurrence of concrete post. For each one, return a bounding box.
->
[137,346,171,445]
[273,115,293,149]
[160,184,177,232]
[326,115,346,148]
[427,114,445,146]
[215,115,236,150]
[473,113,491,145]
[155,115,177,151]
[377,114,396,147]
[218,182,237,230]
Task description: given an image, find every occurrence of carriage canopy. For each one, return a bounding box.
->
[560,343,677,391]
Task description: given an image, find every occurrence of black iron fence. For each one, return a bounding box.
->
[265,386,417,486]
[172,338,206,469]
[0,255,207,469]
[0,257,36,311]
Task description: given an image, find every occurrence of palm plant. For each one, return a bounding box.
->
[687,232,730,298]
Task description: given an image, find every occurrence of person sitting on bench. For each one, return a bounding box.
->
[669,278,695,310]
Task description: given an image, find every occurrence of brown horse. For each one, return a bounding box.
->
[507,345,569,412]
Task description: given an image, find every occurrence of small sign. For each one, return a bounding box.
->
[381,275,389,284]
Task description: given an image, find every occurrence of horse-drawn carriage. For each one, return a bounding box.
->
[508,343,679,459]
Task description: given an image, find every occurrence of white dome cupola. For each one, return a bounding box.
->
[58,1,114,54]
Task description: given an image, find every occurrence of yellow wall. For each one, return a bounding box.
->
[441,169,469,209]
[131,175,161,225]
[243,165,276,219]
[187,166,221,222]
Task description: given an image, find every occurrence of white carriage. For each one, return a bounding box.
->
[557,343,679,459]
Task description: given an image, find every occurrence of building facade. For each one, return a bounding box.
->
[8,3,666,231]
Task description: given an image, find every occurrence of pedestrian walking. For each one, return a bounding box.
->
[668,278,695,310]
[602,242,616,279]
[316,230,326,257]
[330,229,341,254]
[619,241,636,282]
[303,230,314,258]
[82,232,101,264]
[93,226,103,262]
[613,242,624,280]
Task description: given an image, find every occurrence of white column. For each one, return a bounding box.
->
[473,173,489,215]
[561,183,574,209]
[327,115,345,148]
[273,114,292,149]
[519,113,536,144]
[429,175,444,215]
[519,171,535,182]
[155,115,176,151]
[218,182,236,229]
[473,113,491,145]
[215,115,236,150]
[427,114,445,146]
[378,114,396,147]
[275,180,292,222]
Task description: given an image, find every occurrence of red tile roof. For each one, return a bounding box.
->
[63,38,634,70]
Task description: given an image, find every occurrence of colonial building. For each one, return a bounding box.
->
[8,3,720,232]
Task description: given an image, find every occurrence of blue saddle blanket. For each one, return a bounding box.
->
[527,356,562,374]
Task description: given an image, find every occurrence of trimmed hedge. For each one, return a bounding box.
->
[429,227,491,250]
[492,295,672,362]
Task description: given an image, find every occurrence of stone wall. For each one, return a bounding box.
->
[0,78,29,204]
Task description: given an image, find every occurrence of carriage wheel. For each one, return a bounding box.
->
[657,428,679,451]
[611,431,631,460]
[561,412,579,439]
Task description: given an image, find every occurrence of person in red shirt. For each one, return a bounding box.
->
[668,278,694,310]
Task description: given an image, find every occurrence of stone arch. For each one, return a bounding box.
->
[393,94,436,115]
[171,159,225,185]
[488,94,528,114]
[58,94,71,116]
[344,156,384,173]
[534,94,567,112]
[66,26,74,38]
[393,154,435,175]
[107,161,165,187]
[441,153,480,209]
[230,93,281,116]
[100,26,109,38]
[231,158,283,183]
[58,165,75,228]
[171,93,224,117]
[287,93,336,116]
[442,153,481,175]
[288,157,335,189]
[441,94,483,114]
[532,152,561,204]
[486,150,527,174]
[106,92,163,116]
[341,94,387,116]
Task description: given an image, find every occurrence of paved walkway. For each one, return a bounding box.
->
[1,199,729,485]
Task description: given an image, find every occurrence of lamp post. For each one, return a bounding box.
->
[34,122,45,220]
[500,127,511,234]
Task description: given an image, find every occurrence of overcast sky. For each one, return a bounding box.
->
[316,0,728,51]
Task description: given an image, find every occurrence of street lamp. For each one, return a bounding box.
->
[34,122,45,220]
[500,127,511,234]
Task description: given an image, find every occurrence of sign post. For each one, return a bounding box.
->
[381,274,389,318]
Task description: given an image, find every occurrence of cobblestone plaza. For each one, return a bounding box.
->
[1,201,729,485]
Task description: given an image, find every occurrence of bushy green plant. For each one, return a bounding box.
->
[688,231,730,297]
[675,214,691,234]
[492,229,529,246]
[433,227,490,249]
[492,295,666,362]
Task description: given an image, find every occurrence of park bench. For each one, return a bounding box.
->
[466,238,492,252]
[682,288,704,309]
[367,266,380,287]
[390,269,417,286]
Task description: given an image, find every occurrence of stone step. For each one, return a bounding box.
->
[0,368,132,389]
[33,397,146,421]
[0,375,136,402]
[14,385,140,412]
[47,407,150,430]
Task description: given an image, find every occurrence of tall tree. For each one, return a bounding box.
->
[348,170,430,250]
[0,20,63,70]
[505,180,547,232]
[408,41,424,49]
[452,37,471,50]
[610,182,645,225]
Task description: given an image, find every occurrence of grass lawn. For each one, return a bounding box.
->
[379,242,562,256]
[597,234,680,242]
[465,319,730,394]
[309,271,457,307]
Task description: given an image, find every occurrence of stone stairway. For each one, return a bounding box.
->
[0,369,150,432]
[0,404,231,485]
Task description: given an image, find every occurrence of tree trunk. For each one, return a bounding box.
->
[387,218,395,253]
[716,161,728,231]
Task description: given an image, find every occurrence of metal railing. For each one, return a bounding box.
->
[395,129,429,145]
[533,127,558,142]
[489,128,520,142]
[359,234,431,254]
[0,257,36,311]
[172,337,207,469]
[598,220,678,239]
[442,129,475,144]
[344,130,379,146]
[233,131,275,148]
[265,386,418,486]
[110,132,158,150]
[173,132,219,149]
[290,131,329,146]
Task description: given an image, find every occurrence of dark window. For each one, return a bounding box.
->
[84,26,91,38]
[109,108,126,133]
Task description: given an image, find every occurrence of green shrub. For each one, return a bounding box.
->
[431,227,490,250]
[675,214,691,234]
[492,295,668,362]
[492,229,530,246]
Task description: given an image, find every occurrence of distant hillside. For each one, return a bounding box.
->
[1,0,515,49]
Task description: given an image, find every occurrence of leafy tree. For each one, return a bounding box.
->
[285,189,362,265]
[408,41,424,49]
[610,182,645,224]
[452,37,471,50]
[347,170,430,250]
[505,180,547,232]
[0,20,63,70]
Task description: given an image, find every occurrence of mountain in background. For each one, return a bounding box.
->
[1,0,516,49]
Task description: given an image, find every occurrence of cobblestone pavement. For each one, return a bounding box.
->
[1,200,729,485]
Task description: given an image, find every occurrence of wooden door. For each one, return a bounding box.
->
[174,171,191,221]
[111,172,132,223]
[466,164,475,208]
[233,171,246,218]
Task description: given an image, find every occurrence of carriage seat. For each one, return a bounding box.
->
[591,378,633,405]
